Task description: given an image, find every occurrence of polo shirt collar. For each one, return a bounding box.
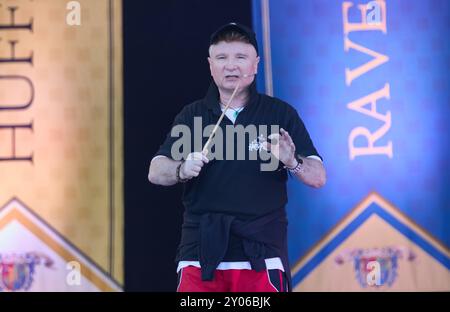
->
[205,79,258,116]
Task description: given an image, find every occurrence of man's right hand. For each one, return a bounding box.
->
[180,152,209,180]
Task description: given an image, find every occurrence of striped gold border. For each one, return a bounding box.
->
[261,0,273,96]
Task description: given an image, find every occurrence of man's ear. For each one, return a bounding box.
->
[207,57,213,73]
[254,56,260,74]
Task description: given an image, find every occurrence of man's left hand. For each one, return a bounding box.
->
[263,128,297,168]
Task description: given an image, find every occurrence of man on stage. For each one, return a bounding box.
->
[148,22,326,292]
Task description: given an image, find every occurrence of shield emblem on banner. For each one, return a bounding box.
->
[353,249,398,287]
[0,253,54,292]
[0,257,35,291]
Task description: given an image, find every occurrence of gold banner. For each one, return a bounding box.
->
[0,0,123,285]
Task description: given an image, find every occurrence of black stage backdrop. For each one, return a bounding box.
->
[124,0,252,291]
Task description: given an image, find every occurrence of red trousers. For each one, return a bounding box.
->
[177,266,287,292]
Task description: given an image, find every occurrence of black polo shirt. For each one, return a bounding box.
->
[155,80,322,219]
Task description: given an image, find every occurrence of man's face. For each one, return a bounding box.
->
[208,41,259,92]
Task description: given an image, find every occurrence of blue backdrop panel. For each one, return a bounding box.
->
[252,0,449,268]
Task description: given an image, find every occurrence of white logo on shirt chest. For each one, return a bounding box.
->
[248,134,267,152]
